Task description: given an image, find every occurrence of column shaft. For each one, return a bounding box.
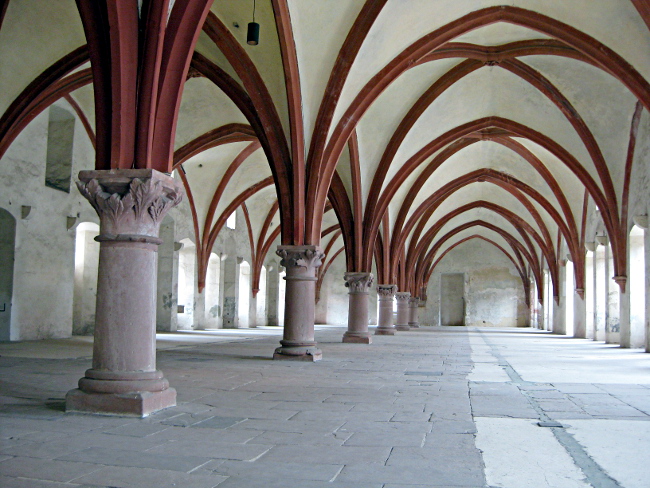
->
[66,169,182,417]
[408,297,420,328]
[376,284,397,335]
[395,292,411,331]
[274,245,324,361]
[343,272,373,344]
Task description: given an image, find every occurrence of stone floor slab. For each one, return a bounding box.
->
[57,447,210,472]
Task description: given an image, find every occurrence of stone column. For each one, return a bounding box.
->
[408,297,420,328]
[554,263,567,334]
[375,284,397,335]
[274,245,324,361]
[574,289,587,338]
[395,292,411,331]
[66,169,182,417]
[342,272,374,344]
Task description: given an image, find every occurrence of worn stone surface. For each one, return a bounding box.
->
[0,326,649,487]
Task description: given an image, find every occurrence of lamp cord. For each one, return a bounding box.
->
[253,0,256,22]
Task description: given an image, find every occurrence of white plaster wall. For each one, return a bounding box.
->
[423,239,527,327]
[0,103,97,340]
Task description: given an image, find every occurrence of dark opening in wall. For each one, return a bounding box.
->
[45,105,75,193]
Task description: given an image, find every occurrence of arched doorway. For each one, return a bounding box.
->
[0,208,16,341]
[73,222,100,335]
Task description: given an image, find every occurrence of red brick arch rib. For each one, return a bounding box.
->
[271,0,305,243]
[394,172,566,293]
[362,40,600,254]
[307,5,650,245]
[408,202,553,293]
[632,0,650,31]
[327,171,355,271]
[420,221,542,297]
[202,13,294,244]
[389,134,583,294]
[305,0,388,232]
[364,118,608,270]
[190,52,293,244]
[421,235,536,305]
[0,67,92,159]
[250,201,281,298]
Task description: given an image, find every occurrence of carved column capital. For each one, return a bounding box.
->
[377,284,397,300]
[408,297,420,307]
[395,292,411,303]
[344,272,374,294]
[77,169,183,241]
[276,245,324,277]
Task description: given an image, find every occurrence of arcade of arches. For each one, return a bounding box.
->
[1,0,649,431]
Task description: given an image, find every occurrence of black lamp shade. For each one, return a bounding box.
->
[247,22,260,45]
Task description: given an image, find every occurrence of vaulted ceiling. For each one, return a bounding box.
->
[1,0,649,298]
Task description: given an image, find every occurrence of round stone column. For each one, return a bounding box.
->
[395,292,411,331]
[274,245,324,361]
[408,296,420,328]
[66,169,183,417]
[375,284,397,335]
[343,272,374,344]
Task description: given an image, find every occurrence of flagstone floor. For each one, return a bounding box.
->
[0,325,648,488]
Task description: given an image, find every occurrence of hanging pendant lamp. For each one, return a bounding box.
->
[247,0,260,45]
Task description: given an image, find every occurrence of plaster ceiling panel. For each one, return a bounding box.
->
[515,0,650,81]
[512,137,588,221]
[182,142,266,232]
[210,1,289,140]
[0,0,86,115]
[431,234,524,282]
[69,85,96,133]
[242,185,280,237]
[194,30,243,87]
[322,205,341,233]
[354,58,464,202]
[175,77,249,150]
[424,183,552,238]
[379,68,591,195]
[287,0,366,152]
[390,141,566,234]
[451,22,550,45]
[335,142,354,205]
[427,224,526,273]
[628,110,650,222]
[520,55,641,203]
[208,148,274,229]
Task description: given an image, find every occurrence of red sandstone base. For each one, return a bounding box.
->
[65,387,176,417]
[375,327,396,335]
[273,346,322,361]
[343,332,372,344]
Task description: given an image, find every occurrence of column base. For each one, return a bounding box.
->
[375,326,396,335]
[408,323,420,328]
[342,331,372,344]
[65,387,176,417]
[395,324,410,331]
[273,344,322,361]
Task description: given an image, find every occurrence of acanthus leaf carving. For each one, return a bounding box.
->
[77,173,183,238]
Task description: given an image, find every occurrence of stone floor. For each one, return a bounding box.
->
[0,325,648,488]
